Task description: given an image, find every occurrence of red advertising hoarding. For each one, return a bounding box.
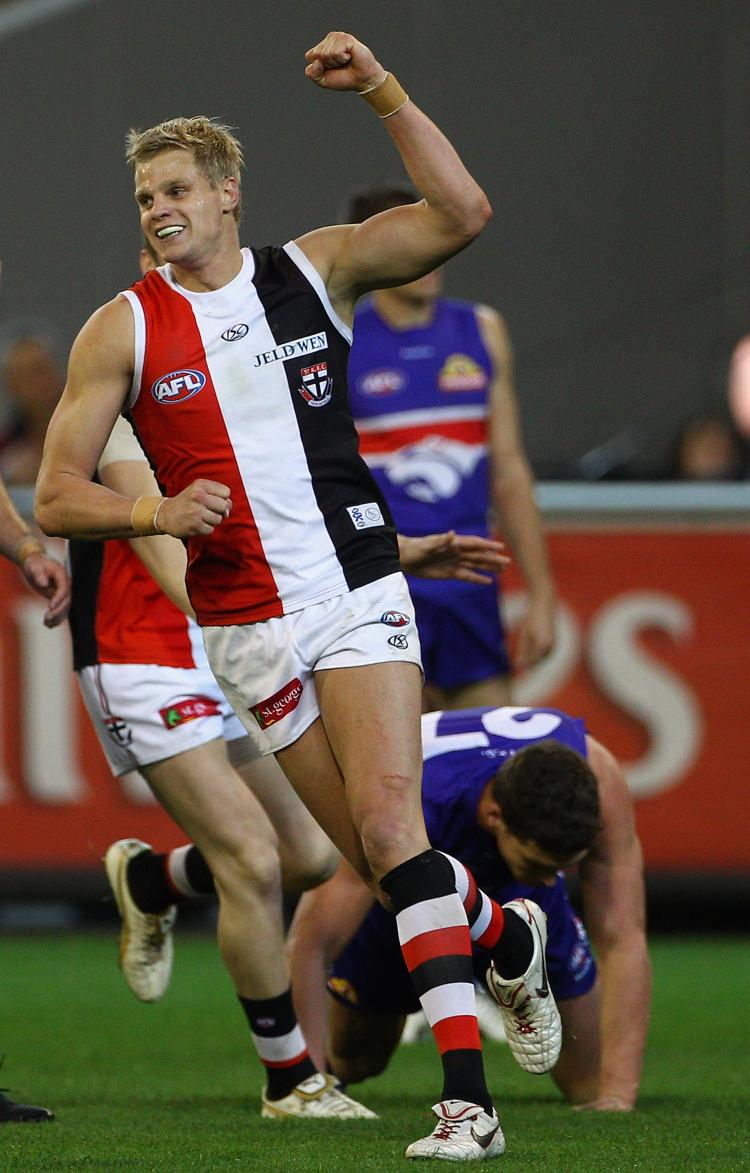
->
[0,525,748,876]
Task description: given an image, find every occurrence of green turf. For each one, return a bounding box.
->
[0,934,748,1170]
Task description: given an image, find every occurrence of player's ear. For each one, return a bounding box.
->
[221,176,239,216]
[478,788,502,835]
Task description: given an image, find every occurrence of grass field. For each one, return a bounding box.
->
[0,933,748,1171]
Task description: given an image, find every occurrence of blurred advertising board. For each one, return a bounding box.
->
[0,489,748,878]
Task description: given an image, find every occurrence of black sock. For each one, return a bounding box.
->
[125,850,176,913]
[182,846,215,895]
[492,905,534,979]
[238,992,316,1100]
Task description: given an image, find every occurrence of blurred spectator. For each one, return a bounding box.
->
[670,413,748,482]
[728,335,750,440]
[0,321,65,485]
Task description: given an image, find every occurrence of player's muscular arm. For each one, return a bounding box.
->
[480,304,556,668]
[298,31,491,312]
[577,737,651,1111]
[36,298,232,541]
[35,298,138,538]
[287,859,376,1072]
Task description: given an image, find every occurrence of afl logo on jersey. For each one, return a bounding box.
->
[380,611,410,628]
[358,369,406,396]
[221,323,249,342]
[298,362,332,407]
[151,369,206,404]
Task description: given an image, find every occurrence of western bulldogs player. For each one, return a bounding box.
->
[289,706,651,1114]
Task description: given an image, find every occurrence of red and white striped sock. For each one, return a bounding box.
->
[439,852,505,950]
[380,849,492,1112]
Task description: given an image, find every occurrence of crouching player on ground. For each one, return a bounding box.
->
[288,706,651,1112]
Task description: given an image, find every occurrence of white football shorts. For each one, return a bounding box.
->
[77,660,252,777]
[202,571,423,755]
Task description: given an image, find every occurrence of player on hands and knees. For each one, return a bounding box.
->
[289,706,651,1114]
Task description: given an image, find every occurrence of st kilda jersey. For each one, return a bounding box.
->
[68,416,200,671]
[68,534,202,671]
[121,244,399,627]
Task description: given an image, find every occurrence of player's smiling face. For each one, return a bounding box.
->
[134,148,231,267]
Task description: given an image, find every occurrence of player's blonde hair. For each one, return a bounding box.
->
[126,116,244,223]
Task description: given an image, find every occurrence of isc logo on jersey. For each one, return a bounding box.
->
[151,369,206,404]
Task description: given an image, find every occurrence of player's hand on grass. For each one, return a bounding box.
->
[20,550,71,627]
[398,530,509,583]
[573,1096,633,1112]
[305,31,385,94]
[158,480,232,538]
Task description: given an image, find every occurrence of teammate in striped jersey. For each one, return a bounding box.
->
[37,30,531,1158]
[347,185,556,711]
[288,707,650,1114]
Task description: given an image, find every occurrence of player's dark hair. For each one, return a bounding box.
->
[492,742,601,857]
[345,183,419,224]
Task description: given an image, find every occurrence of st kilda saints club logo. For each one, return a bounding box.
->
[298,361,332,407]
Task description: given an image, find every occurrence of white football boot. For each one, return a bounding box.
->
[104,838,176,1003]
[485,898,562,1074]
[405,1099,505,1161]
[261,1072,377,1119]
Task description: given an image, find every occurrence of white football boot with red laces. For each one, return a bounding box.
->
[485,898,562,1074]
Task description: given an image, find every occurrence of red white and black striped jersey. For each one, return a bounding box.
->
[68,536,201,671]
[122,244,399,627]
[68,416,200,671]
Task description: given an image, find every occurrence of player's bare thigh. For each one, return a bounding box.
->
[314,660,428,875]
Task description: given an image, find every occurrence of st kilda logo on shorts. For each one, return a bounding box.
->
[298,362,332,407]
[151,369,206,404]
[105,715,133,747]
[251,678,304,730]
[159,695,222,729]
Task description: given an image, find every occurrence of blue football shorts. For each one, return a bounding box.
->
[405,575,509,690]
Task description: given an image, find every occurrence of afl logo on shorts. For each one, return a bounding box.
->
[151,369,206,404]
[221,323,249,342]
[380,611,410,628]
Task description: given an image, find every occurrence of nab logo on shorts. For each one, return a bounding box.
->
[159,695,222,729]
[151,369,206,404]
[380,611,410,628]
[388,634,409,649]
[251,677,303,730]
